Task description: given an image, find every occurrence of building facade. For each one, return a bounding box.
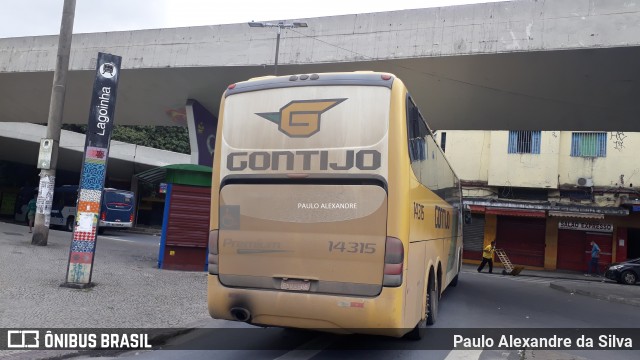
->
[437,130,640,272]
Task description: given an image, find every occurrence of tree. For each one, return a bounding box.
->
[62,125,190,154]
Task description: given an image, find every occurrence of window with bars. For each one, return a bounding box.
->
[440,132,447,153]
[570,132,607,157]
[508,131,541,154]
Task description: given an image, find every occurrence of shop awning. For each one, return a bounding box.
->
[469,205,486,213]
[548,211,604,219]
[485,208,546,218]
[135,164,212,185]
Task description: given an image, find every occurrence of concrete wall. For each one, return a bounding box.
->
[487,131,560,188]
[1,0,639,73]
[544,217,559,270]
[558,132,640,187]
[441,130,640,190]
[439,130,491,182]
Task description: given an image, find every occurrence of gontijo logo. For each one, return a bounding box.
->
[256,98,347,137]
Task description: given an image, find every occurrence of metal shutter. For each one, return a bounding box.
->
[463,214,485,259]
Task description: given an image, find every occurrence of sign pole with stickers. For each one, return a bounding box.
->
[62,52,122,288]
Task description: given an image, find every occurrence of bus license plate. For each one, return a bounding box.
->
[280,279,310,291]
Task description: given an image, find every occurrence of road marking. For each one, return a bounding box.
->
[273,334,334,360]
[99,236,137,242]
[464,271,551,285]
[503,277,551,284]
[444,349,482,360]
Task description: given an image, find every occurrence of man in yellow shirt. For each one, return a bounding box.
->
[477,240,496,274]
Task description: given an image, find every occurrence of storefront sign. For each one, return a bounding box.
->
[558,221,613,233]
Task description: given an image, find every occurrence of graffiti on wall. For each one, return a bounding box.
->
[610,132,627,152]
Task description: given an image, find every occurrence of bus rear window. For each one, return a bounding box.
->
[104,191,133,208]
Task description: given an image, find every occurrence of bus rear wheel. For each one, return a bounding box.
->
[66,217,75,232]
[426,277,438,325]
[406,273,439,340]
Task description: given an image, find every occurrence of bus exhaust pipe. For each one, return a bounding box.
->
[230,307,251,322]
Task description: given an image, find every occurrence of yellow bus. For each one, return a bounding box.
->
[208,71,463,339]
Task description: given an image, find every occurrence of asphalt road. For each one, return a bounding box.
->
[88,269,639,360]
[98,229,161,247]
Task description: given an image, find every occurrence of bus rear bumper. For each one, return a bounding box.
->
[98,221,133,228]
[207,275,409,337]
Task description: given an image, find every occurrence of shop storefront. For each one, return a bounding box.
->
[463,199,631,271]
[555,220,613,272]
[492,209,546,268]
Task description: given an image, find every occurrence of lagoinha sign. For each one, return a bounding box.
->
[63,52,122,288]
[558,221,613,233]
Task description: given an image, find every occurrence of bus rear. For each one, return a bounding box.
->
[208,73,409,335]
[99,189,134,229]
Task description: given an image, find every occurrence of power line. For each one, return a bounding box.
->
[288,28,611,110]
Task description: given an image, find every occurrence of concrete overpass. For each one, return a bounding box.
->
[0,122,189,181]
[1,0,640,179]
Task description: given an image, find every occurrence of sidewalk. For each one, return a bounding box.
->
[0,220,209,329]
[462,263,640,307]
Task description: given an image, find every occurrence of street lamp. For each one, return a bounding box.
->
[248,20,308,76]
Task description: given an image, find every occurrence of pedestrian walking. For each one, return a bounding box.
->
[27,194,37,233]
[477,240,496,273]
[586,240,600,276]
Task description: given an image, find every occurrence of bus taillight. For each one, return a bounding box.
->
[129,214,134,223]
[100,212,106,221]
[383,236,404,287]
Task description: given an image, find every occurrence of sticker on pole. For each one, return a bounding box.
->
[99,62,117,79]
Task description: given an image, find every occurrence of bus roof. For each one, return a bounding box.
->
[225,71,396,97]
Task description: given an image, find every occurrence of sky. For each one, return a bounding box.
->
[0,0,507,38]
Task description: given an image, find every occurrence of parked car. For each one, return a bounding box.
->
[604,258,640,285]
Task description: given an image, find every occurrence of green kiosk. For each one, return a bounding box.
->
[137,164,212,271]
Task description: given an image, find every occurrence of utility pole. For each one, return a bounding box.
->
[32,0,76,246]
[248,20,308,76]
[274,26,281,76]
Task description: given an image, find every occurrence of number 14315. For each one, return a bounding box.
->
[328,241,376,254]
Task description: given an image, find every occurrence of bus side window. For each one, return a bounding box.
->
[407,96,428,173]
[52,193,62,210]
[65,193,75,208]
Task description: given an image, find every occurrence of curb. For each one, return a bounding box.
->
[461,269,604,283]
[118,228,161,236]
[549,282,640,308]
[514,273,605,283]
